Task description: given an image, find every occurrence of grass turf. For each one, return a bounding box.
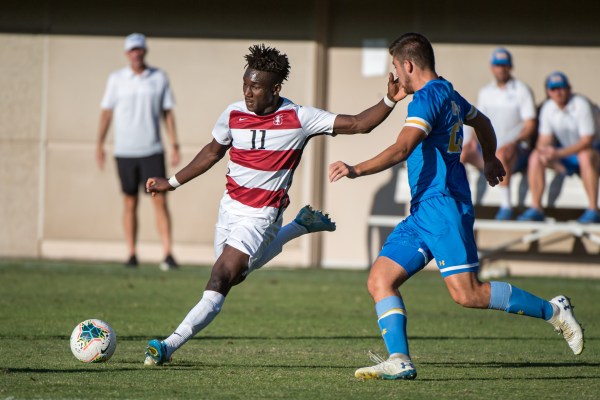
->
[0,259,598,399]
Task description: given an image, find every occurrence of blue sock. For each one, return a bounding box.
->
[375,296,409,356]
[488,281,554,320]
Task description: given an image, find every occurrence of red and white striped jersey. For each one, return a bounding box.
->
[212,97,337,219]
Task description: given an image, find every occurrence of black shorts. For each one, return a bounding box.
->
[115,153,166,195]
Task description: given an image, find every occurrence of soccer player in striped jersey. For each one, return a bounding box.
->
[143,44,406,365]
[329,33,584,381]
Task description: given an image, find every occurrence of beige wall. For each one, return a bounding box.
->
[1,34,320,266]
[2,32,600,268]
[0,35,44,257]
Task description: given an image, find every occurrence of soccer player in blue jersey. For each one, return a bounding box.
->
[329,33,584,381]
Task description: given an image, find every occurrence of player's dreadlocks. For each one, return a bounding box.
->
[244,44,290,85]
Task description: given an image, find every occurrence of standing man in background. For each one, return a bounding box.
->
[96,33,181,270]
[461,48,537,219]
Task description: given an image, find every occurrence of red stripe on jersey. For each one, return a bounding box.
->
[229,109,301,130]
[226,176,290,209]
[229,147,302,171]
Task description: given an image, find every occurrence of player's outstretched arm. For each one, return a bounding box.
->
[329,126,425,182]
[146,138,229,195]
[466,112,506,187]
[332,72,407,135]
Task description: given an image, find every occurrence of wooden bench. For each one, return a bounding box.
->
[366,165,600,264]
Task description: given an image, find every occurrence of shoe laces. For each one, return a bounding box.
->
[368,350,386,365]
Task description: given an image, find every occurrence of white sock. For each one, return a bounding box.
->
[163,290,225,358]
[499,186,511,209]
[250,221,307,270]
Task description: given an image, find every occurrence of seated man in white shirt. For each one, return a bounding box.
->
[460,48,537,220]
[518,72,600,224]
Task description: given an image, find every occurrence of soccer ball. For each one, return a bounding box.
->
[70,319,117,363]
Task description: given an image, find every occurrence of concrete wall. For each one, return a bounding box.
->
[2,0,600,268]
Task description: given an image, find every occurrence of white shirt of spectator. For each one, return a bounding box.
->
[538,94,598,148]
[101,66,174,157]
[476,78,536,148]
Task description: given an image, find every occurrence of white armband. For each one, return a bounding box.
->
[168,175,182,189]
[383,95,397,108]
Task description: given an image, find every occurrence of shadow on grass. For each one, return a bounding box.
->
[1,334,597,342]
[1,367,142,374]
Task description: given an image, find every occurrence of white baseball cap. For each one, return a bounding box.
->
[124,33,146,51]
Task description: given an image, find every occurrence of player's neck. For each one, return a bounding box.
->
[255,97,283,116]
[413,70,439,92]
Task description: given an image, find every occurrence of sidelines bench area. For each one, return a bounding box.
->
[367,165,600,265]
[368,215,600,260]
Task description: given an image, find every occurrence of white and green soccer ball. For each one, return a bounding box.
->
[70,319,117,363]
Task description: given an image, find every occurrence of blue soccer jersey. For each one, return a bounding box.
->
[378,78,480,278]
[404,78,477,205]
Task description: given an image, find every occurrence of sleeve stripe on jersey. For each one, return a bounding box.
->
[465,106,478,120]
[405,117,432,134]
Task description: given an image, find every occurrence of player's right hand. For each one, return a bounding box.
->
[483,157,506,187]
[146,177,174,197]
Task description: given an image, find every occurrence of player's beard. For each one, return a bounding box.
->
[402,76,414,95]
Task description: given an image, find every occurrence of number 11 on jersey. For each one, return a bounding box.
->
[251,129,266,149]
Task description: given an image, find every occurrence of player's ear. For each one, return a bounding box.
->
[272,83,282,96]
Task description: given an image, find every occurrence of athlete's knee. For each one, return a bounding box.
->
[366,273,393,298]
[206,260,246,294]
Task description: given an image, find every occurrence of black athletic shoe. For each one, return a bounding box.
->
[125,255,138,268]
[159,254,178,271]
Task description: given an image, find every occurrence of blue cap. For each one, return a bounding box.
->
[546,71,570,89]
[490,48,512,66]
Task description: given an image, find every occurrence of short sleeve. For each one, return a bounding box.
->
[212,108,233,145]
[576,98,595,137]
[518,85,536,121]
[457,93,477,121]
[100,74,117,109]
[297,106,337,137]
[538,100,553,136]
[405,91,435,134]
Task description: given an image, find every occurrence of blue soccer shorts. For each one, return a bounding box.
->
[558,142,600,176]
[379,195,479,278]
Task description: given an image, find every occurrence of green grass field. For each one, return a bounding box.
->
[0,259,598,399]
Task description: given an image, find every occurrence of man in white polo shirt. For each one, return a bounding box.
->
[518,72,600,224]
[96,33,181,269]
[461,48,537,220]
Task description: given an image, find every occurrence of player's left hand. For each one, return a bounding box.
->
[329,161,358,182]
[146,177,174,197]
[483,157,506,187]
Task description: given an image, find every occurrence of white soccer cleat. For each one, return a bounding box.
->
[294,205,336,233]
[548,296,584,355]
[354,351,417,381]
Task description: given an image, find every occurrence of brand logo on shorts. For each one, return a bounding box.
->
[439,260,445,266]
[273,115,284,125]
